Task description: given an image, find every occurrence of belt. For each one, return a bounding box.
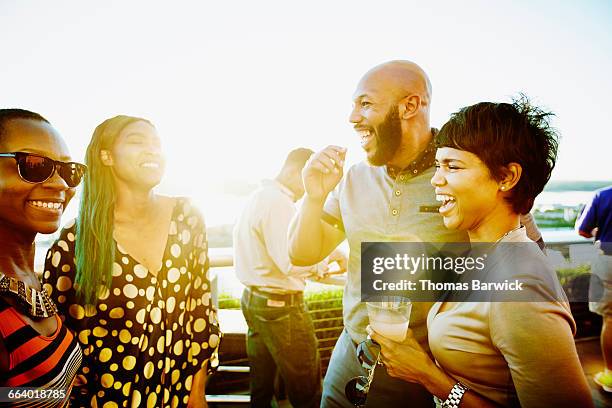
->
[246,286,304,306]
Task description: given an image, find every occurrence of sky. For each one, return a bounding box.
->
[2,0,611,225]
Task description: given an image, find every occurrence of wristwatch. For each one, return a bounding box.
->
[441,382,469,408]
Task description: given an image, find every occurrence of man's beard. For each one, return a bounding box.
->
[367,106,402,167]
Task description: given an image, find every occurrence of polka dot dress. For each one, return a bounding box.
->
[43,198,221,408]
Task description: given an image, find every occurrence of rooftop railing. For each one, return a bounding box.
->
[206,238,600,404]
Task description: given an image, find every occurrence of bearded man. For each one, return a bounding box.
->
[287,60,459,407]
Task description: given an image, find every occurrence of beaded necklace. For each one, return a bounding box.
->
[0,271,58,318]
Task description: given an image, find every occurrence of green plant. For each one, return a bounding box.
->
[556,264,591,286]
[305,288,344,310]
[218,288,345,310]
[218,292,241,309]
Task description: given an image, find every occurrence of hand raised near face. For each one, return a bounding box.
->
[302,145,347,202]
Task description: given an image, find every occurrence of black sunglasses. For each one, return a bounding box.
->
[0,152,87,187]
[345,337,381,407]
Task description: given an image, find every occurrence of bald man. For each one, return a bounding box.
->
[287,61,466,407]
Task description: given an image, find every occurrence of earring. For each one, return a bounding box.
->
[500,186,506,191]
[100,150,111,164]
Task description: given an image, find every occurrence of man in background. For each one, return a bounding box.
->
[576,185,612,392]
[234,147,346,408]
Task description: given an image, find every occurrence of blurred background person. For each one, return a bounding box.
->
[43,115,220,408]
[370,98,593,407]
[0,109,84,407]
[576,185,612,392]
[234,147,346,408]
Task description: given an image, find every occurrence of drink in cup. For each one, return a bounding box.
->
[366,297,412,342]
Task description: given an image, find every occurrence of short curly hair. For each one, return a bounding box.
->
[435,95,559,214]
[0,109,50,143]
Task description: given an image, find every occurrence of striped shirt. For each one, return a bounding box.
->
[0,297,81,407]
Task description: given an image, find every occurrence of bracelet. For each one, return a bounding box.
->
[441,382,469,408]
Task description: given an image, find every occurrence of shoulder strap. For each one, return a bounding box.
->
[0,296,10,312]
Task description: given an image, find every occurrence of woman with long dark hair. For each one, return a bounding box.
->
[44,115,220,408]
[368,97,593,407]
[0,109,84,407]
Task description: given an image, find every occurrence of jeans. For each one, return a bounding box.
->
[321,329,434,408]
[241,289,321,408]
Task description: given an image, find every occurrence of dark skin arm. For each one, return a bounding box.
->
[187,361,208,408]
[368,327,499,408]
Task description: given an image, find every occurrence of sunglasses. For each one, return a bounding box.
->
[345,337,381,407]
[0,152,87,188]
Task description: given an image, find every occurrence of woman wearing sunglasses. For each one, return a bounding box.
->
[0,109,84,407]
[43,115,220,408]
[368,98,593,407]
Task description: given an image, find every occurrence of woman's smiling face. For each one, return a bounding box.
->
[431,147,502,232]
[109,120,165,189]
[0,118,75,235]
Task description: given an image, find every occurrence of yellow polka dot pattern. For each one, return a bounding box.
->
[42,199,221,408]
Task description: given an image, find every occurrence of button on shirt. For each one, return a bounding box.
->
[234,180,322,292]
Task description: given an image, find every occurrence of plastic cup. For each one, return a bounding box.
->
[366,297,412,342]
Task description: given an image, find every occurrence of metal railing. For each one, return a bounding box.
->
[208,253,344,404]
[206,238,598,404]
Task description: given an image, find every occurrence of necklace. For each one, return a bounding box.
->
[472,225,525,257]
[0,272,58,318]
[494,225,524,244]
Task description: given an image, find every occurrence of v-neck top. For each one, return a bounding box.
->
[426,228,586,407]
[42,198,221,408]
[0,297,82,408]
